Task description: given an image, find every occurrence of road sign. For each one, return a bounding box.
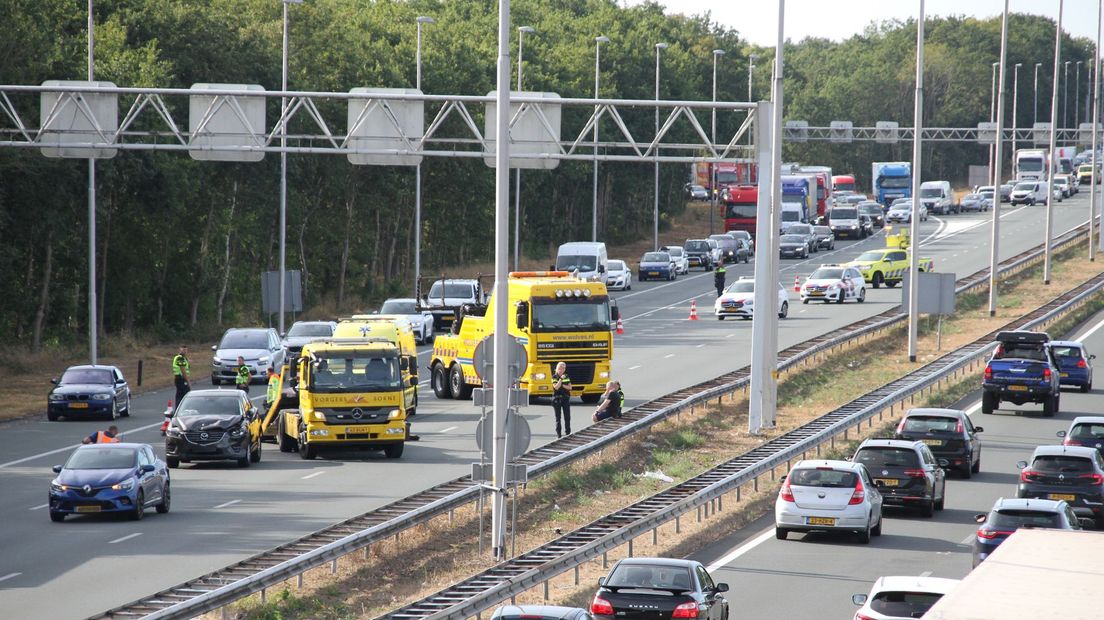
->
[347,87,424,166]
[39,80,118,159]
[484,91,562,170]
[188,83,266,162]
[261,270,303,314]
[472,334,528,384]
[476,414,531,461]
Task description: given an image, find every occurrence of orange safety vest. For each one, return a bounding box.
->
[95,431,120,444]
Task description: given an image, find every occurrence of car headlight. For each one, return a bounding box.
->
[388,408,402,420]
[51,480,68,492]
[111,479,134,491]
[166,426,182,437]
[92,393,112,401]
[49,393,66,401]
[230,424,246,438]
[258,356,270,364]
[311,410,326,422]
[533,372,547,380]
[212,357,223,365]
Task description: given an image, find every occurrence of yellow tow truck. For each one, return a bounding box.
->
[429,271,616,403]
[843,229,934,289]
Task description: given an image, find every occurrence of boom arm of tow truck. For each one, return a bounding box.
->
[260,363,289,435]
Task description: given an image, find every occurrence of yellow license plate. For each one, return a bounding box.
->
[346,426,374,434]
[69,402,89,409]
[921,439,943,447]
[648,272,659,276]
[75,505,101,513]
[1008,385,1029,392]
[810,292,824,296]
[1049,493,1077,501]
[875,478,899,487]
[807,517,836,526]
[1060,372,1069,377]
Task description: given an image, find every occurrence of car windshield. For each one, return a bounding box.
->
[287,323,333,337]
[902,415,959,433]
[642,253,670,262]
[781,210,801,222]
[880,177,911,189]
[814,226,831,235]
[59,368,113,384]
[65,447,139,470]
[556,255,598,272]
[1031,455,1094,473]
[788,468,857,488]
[810,268,844,280]
[854,447,921,469]
[780,235,805,243]
[532,300,611,333]
[869,591,944,617]
[860,206,882,216]
[989,509,1062,530]
[856,251,887,261]
[176,393,242,417]
[685,241,709,252]
[380,300,417,314]
[1014,182,1035,191]
[979,191,994,198]
[428,282,475,298]
[831,208,858,219]
[1019,159,1045,172]
[729,231,752,241]
[666,248,684,257]
[963,194,980,201]
[605,564,694,592]
[726,281,754,293]
[607,260,626,271]
[220,332,268,349]
[310,355,402,392]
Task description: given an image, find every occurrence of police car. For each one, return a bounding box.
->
[714,276,790,320]
[800,264,867,304]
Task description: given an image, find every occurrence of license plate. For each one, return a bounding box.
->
[346,426,374,434]
[1060,372,1069,377]
[75,505,101,513]
[809,292,824,296]
[648,272,659,276]
[1008,385,1029,392]
[875,478,899,487]
[1049,493,1077,501]
[806,517,836,526]
[69,402,89,409]
[921,439,943,447]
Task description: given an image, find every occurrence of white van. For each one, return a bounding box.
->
[1009,180,1048,206]
[780,201,807,233]
[918,180,956,215]
[555,241,608,281]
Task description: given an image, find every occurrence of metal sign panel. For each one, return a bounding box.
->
[475,414,531,461]
[901,271,956,315]
[875,121,899,144]
[472,334,528,383]
[483,91,562,170]
[1078,123,1101,146]
[188,83,266,162]
[347,87,424,166]
[976,122,997,145]
[829,121,853,143]
[784,120,808,143]
[39,80,118,159]
[261,270,303,314]
[1032,122,1051,146]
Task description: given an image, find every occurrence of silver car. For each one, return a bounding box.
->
[211,328,284,385]
[663,246,690,274]
[775,459,883,543]
[282,320,337,358]
[605,259,633,290]
[379,298,435,344]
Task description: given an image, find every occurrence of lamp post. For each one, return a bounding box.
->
[1035,62,1042,125]
[1012,63,1021,155]
[988,0,1010,318]
[513,25,534,271]
[711,48,725,235]
[592,35,609,242]
[1075,60,1083,128]
[414,15,434,299]
[748,53,757,146]
[1044,0,1064,284]
[87,0,97,363]
[1064,60,1071,129]
[654,42,668,251]
[990,62,998,188]
[278,0,303,337]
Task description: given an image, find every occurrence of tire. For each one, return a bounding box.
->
[921,496,935,518]
[120,396,131,417]
[581,393,601,404]
[278,417,297,452]
[384,442,404,459]
[778,301,788,319]
[836,293,845,304]
[431,364,453,399]
[857,288,866,303]
[167,456,180,469]
[857,524,871,544]
[972,452,982,474]
[449,364,472,400]
[156,483,171,514]
[250,439,262,463]
[47,411,58,421]
[1081,383,1091,393]
[961,460,972,479]
[936,486,946,510]
[802,299,809,305]
[886,279,898,289]
[50,511,66,522]
[237,452,250,468]
[1043,394,1056,417]
[775,527,788,540]
[982,391,996,414]
[872,272,884,289]
[718,315,725,320]
[298,435,317,460]
[872,513,883,536]
[108,399,119,421]
[130,491,145,521]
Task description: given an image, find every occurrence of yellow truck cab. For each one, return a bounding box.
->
[335,316,419,411]
[844,232,934,289]
[429,271,615,403]
[269,339,413,460]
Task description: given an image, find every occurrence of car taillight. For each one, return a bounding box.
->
[984,365,993,380]
[591,596,615,616]
[1080,473,1104,485]
[1020,468,1042,483]
[854,613,877,620]
[849,478,866,505]
[672,602,699,619]
[1077,359,1088,368]
[780,478,795,502]
[895,418,907,434]
[1063,437,1082,446]
[1043,367,1052,379]
[956,420,964,434]
[903,469,926,478]
[977,528,1014,540]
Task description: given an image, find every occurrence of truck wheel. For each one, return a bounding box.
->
[886,279,898,288]
[298,435,317,460]
[450,364,472,400]
[581,393,601,404]
[431,364,453,399]
[872,273,883,289]
[278,416,298,452]
[981,392,996,414]
[384,442,404,459]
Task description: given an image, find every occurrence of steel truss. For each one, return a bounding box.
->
[786,124,1096,143]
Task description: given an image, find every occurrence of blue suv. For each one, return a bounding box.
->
[49,443,170,522]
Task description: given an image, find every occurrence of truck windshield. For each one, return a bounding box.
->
[725,203,757,218]
[310,356,402,392]
[555,255,598,272]
[716,172,738,185]
[532,300,611,333]
[879,177,910,189]
[919,188,942,198]
[834,181,856,192]
[1018,159,1044,172]
[428,282,475,299]
[830,208,858,219]
[781,210,800,222]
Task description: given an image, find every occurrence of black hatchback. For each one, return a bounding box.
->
[894,408,983,478]
[852,439,947,517]
[1017,445,1104,526]
[592,558,729,620]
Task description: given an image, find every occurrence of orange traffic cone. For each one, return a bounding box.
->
[689,299,699,321]
[793,275,801,292]
[615,316,625,335]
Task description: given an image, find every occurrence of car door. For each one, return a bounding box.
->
[921,445,945,498]
[694,564,724,620]
[241,394,261,443]
[860,466,882,514]
[962,415,981,461]
[136,448,158,504]
[112,368,127,402]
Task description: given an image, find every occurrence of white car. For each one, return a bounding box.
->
[801,265,867,304]
[663,246,690,274]
[851,576,960,620]
[885,200,927,223]
[714,276,789,320]
[774,459,883,543]
[378,298,435,344]
[605,259,633,291]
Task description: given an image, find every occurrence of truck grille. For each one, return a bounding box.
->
[318,407,393,425]
[535,340,610,362]
[551,363,595,387]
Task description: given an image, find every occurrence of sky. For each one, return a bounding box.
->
[633,0,1102,47]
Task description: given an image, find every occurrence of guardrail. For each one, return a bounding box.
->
[93,220,1093,620]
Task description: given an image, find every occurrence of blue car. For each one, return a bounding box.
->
[638,251,675,281]
[47,365,131,421]
[49,443,170,522]
[1047,341,1094,392]
[973,497,1084,567]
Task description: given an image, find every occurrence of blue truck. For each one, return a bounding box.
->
[871,161,912,207]
[982,331,1061,416]
[780,175,815,230]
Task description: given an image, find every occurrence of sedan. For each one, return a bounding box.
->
[638,251,676,281]
[785,223,818,253]
[852,576,959,620]
[812,225,835,250]
[282,320,337,358]
[1017,445,1104,525]
[885,201,927,223]
[49,443,170,521]
[801,266,866,304]
[379,298,435,344]
[894,408,982,478]
[605,259,632,290]
[663,246,690,274]
[591,558,729,620]
[959,193,989,213]
[492,606,591,620]
[715,277,789,320]
[858,202,885,228]
[973,498,1085,566]
[1047,340,1094,392]
[775,460,883,543]
[779,234,810,259]
[48,365,131,421]
[165,389,262,468]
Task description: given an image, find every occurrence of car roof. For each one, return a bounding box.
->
[1047,340,1083,347]
[492,606,587,620]
[1033,445,1100,458]
[991,497,1064,512]
[1070,416,1104,426]
[291,320,337,325]
[65,364,122,372]
[871,576,960,595]
[76,442,146,452]
[382,298,416,305]
[615,557,698,569]
[904,408,965,419]
[791,459,864,472]
[183,388,246,398]
[858,439,924,450]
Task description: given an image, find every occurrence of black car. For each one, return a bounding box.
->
[48,365,132,421]
[708,234,744,264]
[852,439,947,517]
[894,408,983,478]
[683,239,715,271]
[492,606,591,620]
[1017,445,1104,526]
[812,226,835,250]
[973,497,1085,566]
[858,202,886,228]
[779,234,809,259]
[592,558,729,620]
[858,214,875,237]
[164,389,262,468]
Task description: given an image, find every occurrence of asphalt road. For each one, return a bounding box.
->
[696,295,1104,620]
[0,195,1093,618]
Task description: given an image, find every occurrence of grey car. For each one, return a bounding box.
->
[812,225,835,250]
[282,320,337,359]
[959,193,988,212]
[211,328,285,385]
[785,223,818,253]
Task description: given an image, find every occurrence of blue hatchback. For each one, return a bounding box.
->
[973,497,1084,567]
[47,365,131,421]
[1047,341,1094,392]
[49,443,170,522]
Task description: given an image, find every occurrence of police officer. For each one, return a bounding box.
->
[714,258,727,297]
[551,361,572,438]
[235,356,251,394]
[264,366,280,412]
[172,345,192,411]
[82,425,120,444]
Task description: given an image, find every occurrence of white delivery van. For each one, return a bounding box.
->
[555,241,608,281]
[780,201,807,232]
[918,180,955,215]
[1009,180,1048,206]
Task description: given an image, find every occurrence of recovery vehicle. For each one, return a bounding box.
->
[843,231,933,289]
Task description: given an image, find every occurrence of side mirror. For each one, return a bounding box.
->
[141,464,155,473]
[715,583,729,593]
[1016,460,1028,469]
[50,378,59,385]
[211,345,218,351]
[399,357,410,371]
[974,514,988,523]
[515,301,530,331]
[610,305,621,322]
[1056,430,1067,438]
[935,458,949,467]
[598,577,606,586]
[598,265,606,274]
[974,426,984,433]
[1091,354,1097,360]
[852,594,868,606]
[408,376,418,387]
[52,465,63,473]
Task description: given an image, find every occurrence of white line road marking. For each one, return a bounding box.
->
[0,573,21,584]
[664,354,675,359]
[301,471,326,480]
[706,528,774,572]
[960,533,976,545]
[439,426,458,433]
[920,570,933,578]
[726,334,735,338]
[0,421,164,469]
[696,344,706,348]
[629,365,642,370]
[1073,313,1104,342]
[109,533,143,544]
[28,504,48,511]
[213,499,241,509]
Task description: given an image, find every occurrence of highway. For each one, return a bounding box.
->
[698,288,1104,619]
[0,196,1092,618]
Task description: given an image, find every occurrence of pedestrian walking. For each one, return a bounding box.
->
[592,380,625,423]
[551,361,572,438]
[82,425,120,444]
[714,258,727,297]
[172,345,192,411]
[264,366,280,413]
[234,356,251,394]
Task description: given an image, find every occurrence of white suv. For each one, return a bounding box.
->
[714,276,789,320]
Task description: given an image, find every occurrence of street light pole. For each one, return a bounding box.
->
[711,49,725,236]
[989,62,998,189]
[907,0,926,360]
[1075,60,1083,128]
[1045,0,1064,285]
[654,42,668,252]
[1035,62,1042,125]
[1012,63,1021,156]
[514,26,534,271]
[988,0,1010,318]
[414,15,434,299]
[279,0,302,337]
[592,35,609,242]
[1064,60,1071,130]
[87,0,97,363]
[1091,1,1102,259]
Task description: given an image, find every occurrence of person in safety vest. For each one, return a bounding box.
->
[82,425,120,444]
[234,356,251,394]
[264,366,279,412]
[714,258,727,297]
[592,381,625,423]
[172,345,192,412]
